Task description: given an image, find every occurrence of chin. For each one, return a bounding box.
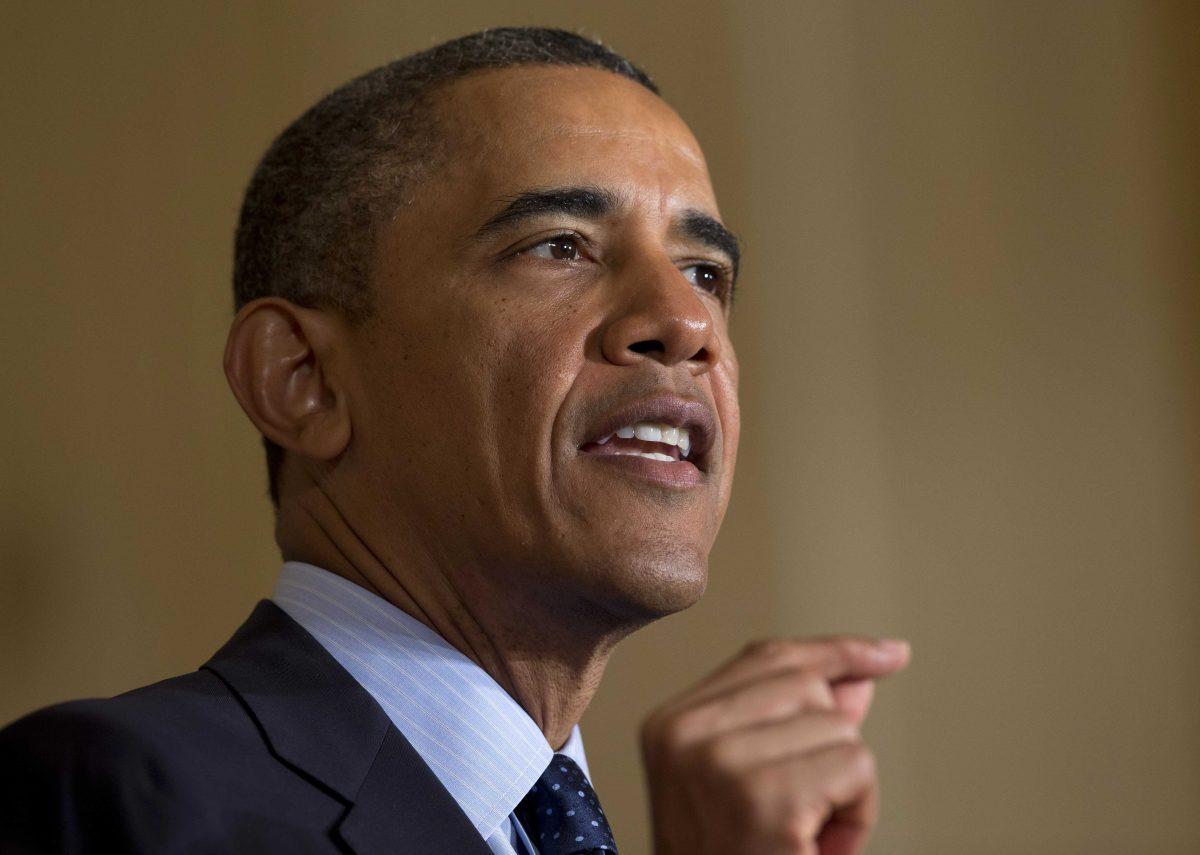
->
[588,541,711,624]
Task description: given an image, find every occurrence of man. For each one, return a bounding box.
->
[0,27,909,854]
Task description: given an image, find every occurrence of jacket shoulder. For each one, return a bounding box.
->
[2,668,250,767]
[0,669,291,853]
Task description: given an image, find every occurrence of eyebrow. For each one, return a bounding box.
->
[474,184,742,285]
[676,210,741,283]
[474,186,619,237]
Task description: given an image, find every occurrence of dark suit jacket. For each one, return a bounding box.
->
[0,601,495,854]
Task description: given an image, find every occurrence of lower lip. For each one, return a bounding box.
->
[577,451,706,488]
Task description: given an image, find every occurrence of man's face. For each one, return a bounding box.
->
[343,65,739,623]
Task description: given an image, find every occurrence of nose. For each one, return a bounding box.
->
[600,259,722,374]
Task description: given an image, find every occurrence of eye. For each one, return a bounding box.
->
[682,262,729,296]
[523,235,582,261]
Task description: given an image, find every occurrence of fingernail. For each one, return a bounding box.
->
[879,638,910,657]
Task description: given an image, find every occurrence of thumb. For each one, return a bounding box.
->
[807,637,912,683]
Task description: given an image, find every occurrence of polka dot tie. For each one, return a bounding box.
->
[515,753,618,854]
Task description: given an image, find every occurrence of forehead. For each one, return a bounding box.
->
[426,65,719,220]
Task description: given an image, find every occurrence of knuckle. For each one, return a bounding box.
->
[773,819,808,853]
[743,637,790,659]
[656,708,707,753]
[775,797,823,853]
[789,671,835,709]
[842,741,877,781]
[790,669,824,690]
[693,733,739,776]
[737,772,778,825]
[830,636,865,662]
[730,740,871,853]
[781,818,818,854]
[823,710,862,744]
[734,763,766,797]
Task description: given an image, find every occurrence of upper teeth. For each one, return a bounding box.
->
[600,422,692,457]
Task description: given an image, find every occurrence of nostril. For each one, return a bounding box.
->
[629,339,665,355]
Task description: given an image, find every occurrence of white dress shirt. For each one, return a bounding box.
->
[271,561,590,855]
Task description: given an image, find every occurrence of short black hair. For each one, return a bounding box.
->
[231,27,658,506]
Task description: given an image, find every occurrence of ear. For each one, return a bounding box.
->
[223,298,352,468]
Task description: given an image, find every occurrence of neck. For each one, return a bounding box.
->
[276,482,627,750]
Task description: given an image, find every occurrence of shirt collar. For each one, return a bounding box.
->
[271,561,588,841]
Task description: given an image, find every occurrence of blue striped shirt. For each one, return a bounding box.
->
[272,561,590,855]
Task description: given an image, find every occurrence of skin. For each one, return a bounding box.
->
[225,64,910,853]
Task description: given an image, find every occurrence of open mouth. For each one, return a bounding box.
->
[575,396,716,483]
[579,422,693,462]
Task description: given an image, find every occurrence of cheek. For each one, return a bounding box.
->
[711,352,741,508]
[350,297,495,487]
[485,300,588,457]
[714,339,741,439]
[455,294,590,502]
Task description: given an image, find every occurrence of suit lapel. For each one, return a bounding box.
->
[203,600,491,855]
[337,724,494,855]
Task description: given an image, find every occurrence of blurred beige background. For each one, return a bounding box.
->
[2,2,1197,853]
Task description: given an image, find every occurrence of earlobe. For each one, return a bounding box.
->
[223,298,352,465]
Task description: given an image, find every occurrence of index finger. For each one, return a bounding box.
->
[678,636,911,710]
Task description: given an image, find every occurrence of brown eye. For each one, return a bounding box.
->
[682,263,726,295]
[527,235,581,261]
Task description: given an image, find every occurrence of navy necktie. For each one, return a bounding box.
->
[515,754,618,854]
